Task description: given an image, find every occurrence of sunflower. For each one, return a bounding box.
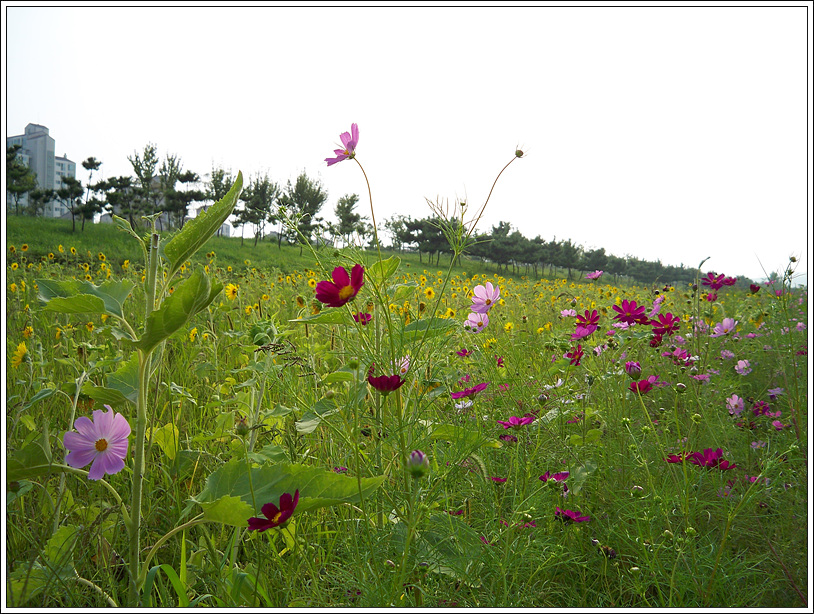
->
[11,342,28,368]
[225,283,239,300]
[58,244,64,253]
[21,244,29,252]
[11,263,18,271]
[9,245,16,254]
[98,252,106,262]
[424,287,435,300]
[86,322,94,333]
[296,296,305,308]
[244,305,253,315]
[308,278,317,288]
[48,253,55,260]
[22,326,33,338]
[261,294,269,301]
[9,283,17,293]
[122,260,129,271]
[70,246,77,255]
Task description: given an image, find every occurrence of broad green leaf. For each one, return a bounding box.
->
[249,443,288,464]
[163,171,243,279]
[568,429,603,446]
[193,460,387,526]
[323,371,354,383]
[390,282,419,303]
[414,513,485,585]
[368,256,400,285]
[401,317,457,344]
[147,423,180,460]
[295,398,339,434]
[6,425,53,482]
[44,525,79,566]
[82,352,139,406]
[568,459,597,496]
[21,386,57,411]
[138,268,221,354]
[289,310,350,325]
[37,278,136,318]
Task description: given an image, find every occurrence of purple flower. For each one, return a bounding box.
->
[408,450,430,478]
[451,382,489,400]
[499,433,518,443]
[63,406,131,480]
[651,313,681,336]
[456,348,472,358]
[315,264,364,308]
[353,312,372,325]
[491,477,507,483]
[560,309,577,318]
[710,318,738,338]
[496,415,535,429]
[539,471,569,483]
[464,311,489,333]
[767,387,784,400]
[333,466,348,474]
[555,506,590,523]
[366,364,406,395]
[572,309,600,340]
[701,272,726,291]
[688,448,737,470]
[751,440,766,449]
[726,395,744,416]
[735,359,752,376]
[585,270,604,280]
[624,361,642,378]
[648,295,666,319]
[471,282,500,314]
[325,123,359,166]
[771,420,786,431]
[247,490,300,531]
[612,299,649,325]
[720,349,735,360]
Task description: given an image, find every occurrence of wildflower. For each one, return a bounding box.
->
[496,415,534,429]
[701,272,726,291]
[407,450,430,479]
[98,252,106,262]
[705,292,718,302]
[21,244,29,252]
[651,313,680,336]
[353,312,372,325]
[495,355,505,368]
[424,287,435,300]
[9,245,16,254]
[471,282,500,313]
[57,244,64,253]
[225,283,238,300]
[464,311,489,333]
[688,448,737,470]
[367,365,406,395]
[490,477,507,483]
[726,395,744,416]
[735,359,752,376]
[48,252,54,260]
[771,420,786,431]
[504,322,514,333]
[11,342,28,368]
[22,326,33,339]
[315,264,364,308]
[560,309,577,318]
[585,270,603,280]
[247,490,300,532]
[624,361,642,378]
[9,283,17,293]
[572,309,599,340]
[767,387,784,400]
[325,123,359,166]
[722,276,737,286]
[499,433,518,443]
[720,349,735,359]
[564,344,584,366]
[539,471,569,483]
[244,305,253,315]
[710,318,738,338]
[612,299,649,325]
[333,466,348,474]
[398,355,410,376]
[555,507,590,523]
[749,284,760,294]
[86,322,94,333]
[456,348,472,358]
[751,440,766,449]
[629,377,658,394]
[63,406,131,480]
[10,263,18,271]
[450,382,489,400]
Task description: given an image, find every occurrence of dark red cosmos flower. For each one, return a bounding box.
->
[749,284,761,294]
[555,506,590,523]
[367,373,405,394]
[649,333,664,348]
[612,299,649,325]
[315,264,364,308]
[722,276,737,286]
[564,344,584,366]
[572,309,600,340]
[651,313,680,336]
[247,490,299,532]
[353,312,372,325]
[701,272,726,291]
[630,379,653,394]
[665,453,686,463]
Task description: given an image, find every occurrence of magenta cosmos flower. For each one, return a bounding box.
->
[366,364,406,394]
[353,312,372,325]
[496,415,534,429]
[564,344,584,366]
[315,264,364,308]
[572,309,600,340]
[624,361,642,378]
[539,471,569,483]
[555,506,590,523]
[471,282,500,314]
[651,313,681,336]
[585,270,603,280]
[688,448,737,471]
[701,272,726,291]
[325,123,359,166]
[247,490,300,532]
[63,406,131,481]
[464,311,489,333]
[451,382,489,400]
[612,299,649,325]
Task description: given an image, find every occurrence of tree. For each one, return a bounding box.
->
[56,176,85,232]
[6,145,37,215]
[278,172,328,254]
[165,170,205,229]
[333,193,368,247]
[580,247,607,273]
[100,176,139,227]
[28,188,57,217]
[205,167,234,236]
[77,157,103,231]
[236,173,280,246]
[128,143,160,227]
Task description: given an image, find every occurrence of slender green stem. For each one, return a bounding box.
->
[137,514,208,585]
[353,158,382,264]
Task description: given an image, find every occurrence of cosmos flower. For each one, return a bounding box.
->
[688,448,737,471]
[471,282,501,314]
[585,270,604,280]
[710,318,738,338]
[624,361,642,378]
[247,490,300,531]
[353,312,372,325]
[315,264,364,308]
[63,406,131,480]
[564,344,584,366]
[539,471,569,483]
[701,272,726,291]
[325,123,359,166]
[572,309,599,340]
[456,348,472,358]
[555,507,590,523]
[650,313,681,336]
[496,415,535,429]
[464,311,489,333]
[726,394,744,416]
[612,299,649,325]
[450,382,489,400]
[735,359,752,376]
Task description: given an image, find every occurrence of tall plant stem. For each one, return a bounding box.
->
[353,158,382,264]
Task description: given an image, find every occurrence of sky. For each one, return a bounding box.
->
[3,1,812,285]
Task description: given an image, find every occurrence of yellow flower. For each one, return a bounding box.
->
[296,296,305,308]
[48,253,54,260]
[536,327,545,334]
[285,275,292,284]
[204,265,210,274]
[227,266,233,272]
[55,327,62,340]
[98,252,106,262]
[189,327,198,341]
[86,322,94,333]
[504,322,514,333]
[101,314,109,323]
[225,283,238,300]
[245,305,253,315]
[21,244,29,252]
[70,246,77,255]
[311,302,321,315]
[85,274,93,281]
[82,263,90,272]
[308,278,317,288]
[122,260,129,270]
[9,283,17,293]
[261,294,269,301]
[11,342,27,368]
[425,287,435,299]
[11,263,18,271]
[444,308,456,318]
[22,326,33,339]
[58,244,64,253]
[9,245,16,254]
[202,332,210,340]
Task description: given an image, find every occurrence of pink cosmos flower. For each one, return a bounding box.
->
[247,491,300,531]
[353,312,372,325]
[705,292,718,303]
[630,379,653,395]
[720,349,735,360]
[572,309,600,340]
[464,311,489,333]
[471,282,500,314]
[491,477,507,483]
[648,295,665,319]
[726,394,744,416]
[451,382,489,400]
[688,448,737,471]
[496,415,535,429]
[735,359,752,376]
[560,309,577,318]
[722,276,737,286]
[325,123,359,166]
[456,348,472,358]
[63,406,131,480]
[651,313,681,336]
[612,299,649,325]
[555,507,590,523]
[767,387,784,400]
[398,355,410,376]
[625,360,643,379]
[701,272,726,291]
[585,270,603,280]
[315,264,364,307]
[539,471,570,483]
[564,344,584,366]
[710,318,738,338]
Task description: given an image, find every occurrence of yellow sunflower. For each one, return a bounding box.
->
[11,342,28,368]
[225,283,239,300]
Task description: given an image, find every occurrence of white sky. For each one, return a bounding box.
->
[3,1,812,285]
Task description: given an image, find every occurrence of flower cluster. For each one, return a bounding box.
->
[665,448,737,471]
[464,282,500,333]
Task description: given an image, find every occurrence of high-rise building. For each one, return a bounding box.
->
[6,123,76,217]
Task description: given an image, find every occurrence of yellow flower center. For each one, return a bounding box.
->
[485,299,492,305]
[338,285,355,301]
[95,438,109,452]
[271,511,283,524]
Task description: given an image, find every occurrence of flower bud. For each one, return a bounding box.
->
[235,415,250,437]
[515,149,525,158]
[624,361,642,379]
[675,382,687,393]
[408,450,430,479]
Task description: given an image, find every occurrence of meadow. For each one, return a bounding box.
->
[5,147,809,608]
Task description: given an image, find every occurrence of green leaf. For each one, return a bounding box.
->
[6,426,54,482]
[163,171,243,279]
[37,278,136,318]
[81,352,139,406]
[390,282,418,303]
[147,423,181,460]
[21,386,57,411]
[568,429,603,446]
[401,317,458,344]
[368,255,400,285]
[192,460,387,526]
[138,268,221,354]
[289,310,350,325]
[44,524,79,566]
[323,371,354,383]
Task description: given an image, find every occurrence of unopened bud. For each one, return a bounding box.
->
[235,416,250,437]
[408,450,430,479]
[675,383,687,393]
[515,149,525,158]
